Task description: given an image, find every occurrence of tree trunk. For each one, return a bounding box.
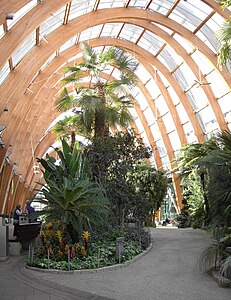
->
[200,172,210,226]
[67,223,79,244]
[70,131,76,151]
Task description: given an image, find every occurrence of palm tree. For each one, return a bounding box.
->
[55,43,138,140]
[36,139,109,243]
[216,1,231,66]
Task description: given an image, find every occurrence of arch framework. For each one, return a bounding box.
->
[0,0,230,214]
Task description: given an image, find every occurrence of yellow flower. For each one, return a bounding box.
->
[83,231,89,241]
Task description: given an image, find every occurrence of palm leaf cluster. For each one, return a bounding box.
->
[54,42,138,141]
[36,139,109,242]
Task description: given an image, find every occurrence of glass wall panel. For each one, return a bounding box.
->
[167,86,180,106]
[206,71,230,99]
[119,25,143,42]
[129,0,148,8]
[40,6,66,38]
[173,33,194,53]
[135,64,152,85]
[139,31,164,56]
[0,62,10,87]
[12,33,35,67]
[175,103,190,124]
[156,139,167,157]
[0,25,5,39]
[148,0,174,15]
[218,94,231,122]
[100,23,123,38]
[183,122,197,143]
[172,64,195,90]
[145,79,160,99]
[168,130,181,151]
[69,0,95,19]
[196,106,217,133]
[98,0,124,9]
[186,85,208,109]
[162,113,176,133]
[150,123,161,141]
[191,51,214,75]
[136,93,148,111]
[155,95,168,116]
[143,107,155,126]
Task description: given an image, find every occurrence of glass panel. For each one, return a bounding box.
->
[154,24,174,35]
[191,51,214,76]
[12,33,35,67]
[7,0,37,30]
[195,31,217,53]
[120,24,144,43]
[168,130,181,151]
[156,139,167,157]
[150,123,161,141]
[183,122,197,143]
[145,78,159,99]
[143,107,156,126]
[40,6,66,38]
[0,62,10,87]
[167,86,180,106]
[162,113,176,133]
[100,23,123,38]
[0,25,5,39]
[79,25,103,42]
[136,93,147,111]
[156,95,168,116]
[129,0,148,8]
[98,0,125,9]
[158,46,181,71]
[173,33,194,53]
[185,85,208,110]
[172,64,195,90]
[206,71,230,99]
[135,64,151,85]
[69,0,95,19]
[161,155,170,171]
[218,94,231,120]
[175,103,190,124]
[139,31,164,56]
[196,106,217,133]
[148,0,175,15]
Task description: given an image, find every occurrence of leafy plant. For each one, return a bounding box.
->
[36,139,109,243]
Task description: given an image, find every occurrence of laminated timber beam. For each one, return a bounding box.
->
[2,38,206,159]
[0,6,230,89]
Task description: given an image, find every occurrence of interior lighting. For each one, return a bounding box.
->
[6,13,14,20]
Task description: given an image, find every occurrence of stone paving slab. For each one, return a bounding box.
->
[0,227,231,300]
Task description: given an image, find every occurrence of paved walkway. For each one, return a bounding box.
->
[0,227,230,300]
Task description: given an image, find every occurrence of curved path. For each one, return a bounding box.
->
[0,227,230,299]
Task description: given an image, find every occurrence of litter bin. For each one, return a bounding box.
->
[0,215,9,261]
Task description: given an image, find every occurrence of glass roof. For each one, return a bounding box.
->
[0,0,230,172]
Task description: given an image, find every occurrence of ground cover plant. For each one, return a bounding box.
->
[27,223,151,271]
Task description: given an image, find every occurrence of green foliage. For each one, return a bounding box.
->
[127,163,168,222]
[26,226,148,271]
[216,1,231,66]
[55,43,138,140]
[85,131,152,225]
[36,139,109,242]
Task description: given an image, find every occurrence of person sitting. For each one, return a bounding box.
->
[25,200,36,222]
[13,203,22,238]
[25,200,35,214]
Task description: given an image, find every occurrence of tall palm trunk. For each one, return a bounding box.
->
[94,81,109,139]
[70,131,76,151]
